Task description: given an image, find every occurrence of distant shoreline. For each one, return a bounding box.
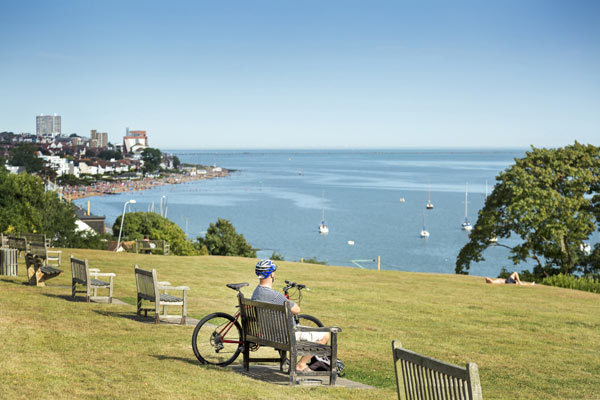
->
[62,169,230,201]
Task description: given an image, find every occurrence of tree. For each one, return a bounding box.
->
[112,212,199,256]
[172,155,181,169]
[141,148,162,174]
[0,168,77,245]
[9,143,43,173]
[456,142,600,278]
[197,218,256,257]
[97,149,123,161]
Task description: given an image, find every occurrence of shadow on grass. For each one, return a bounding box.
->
[151,354,201,367]
[92,309,156,323]
[0,278,29,285]
[42,293,91,302]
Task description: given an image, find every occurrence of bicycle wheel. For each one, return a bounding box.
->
[297,314,324,327]
[192,312,242,366]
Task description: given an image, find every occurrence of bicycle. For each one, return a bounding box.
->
[191,280,323,366]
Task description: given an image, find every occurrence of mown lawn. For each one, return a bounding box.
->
[1,249,599,399]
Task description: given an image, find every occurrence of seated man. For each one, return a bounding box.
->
[485,271,535,286]
[251,259,329,373]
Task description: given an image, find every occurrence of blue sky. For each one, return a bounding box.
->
[1,0,598,149]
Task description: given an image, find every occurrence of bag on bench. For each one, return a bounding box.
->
[308,355,346,377]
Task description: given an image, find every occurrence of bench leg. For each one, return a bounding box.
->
[243,341,250,371]
[72,280,76,297]
[137,296,142,316]
[289,348,297,385]
[330,332,338,385]
[109,284,113,304]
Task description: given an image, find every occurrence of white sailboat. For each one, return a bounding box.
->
[426,185,434,209]
[461,183,473,231]
[319,192,329,234]
[420,208,430,238]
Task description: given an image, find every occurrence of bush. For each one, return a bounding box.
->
[270,251,285,261]
[197,218,256,257]
[299,257,327,265]
[113,212,200,256]
[541,273,600,294]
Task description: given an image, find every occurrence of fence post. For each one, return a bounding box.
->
[377,256,381,271]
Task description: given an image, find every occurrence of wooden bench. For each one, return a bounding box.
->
[70,256,116,303]
[134,265,188,324]
[392,340,483,400]
[20,233,51,248]
[8,236,27,255]
[29,241,62,267]
[135,240,170,255]
[24,252,63,287]
[238,293,342,385]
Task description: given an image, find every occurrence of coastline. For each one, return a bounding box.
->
[61,169,230,201]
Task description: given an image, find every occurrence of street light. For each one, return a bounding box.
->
[116,199,136,252]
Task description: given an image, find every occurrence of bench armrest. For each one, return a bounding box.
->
[158,285,189,291]
[47,250,62,255]
[92,272,116,277]
[157,281,171,286]
[295,326,342,333]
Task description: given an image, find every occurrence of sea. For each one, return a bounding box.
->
[75,149,530,278]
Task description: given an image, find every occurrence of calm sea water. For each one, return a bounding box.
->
[76,149,529,277]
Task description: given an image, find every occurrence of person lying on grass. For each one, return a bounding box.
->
[251,259,329,373]
[485,271,535,286]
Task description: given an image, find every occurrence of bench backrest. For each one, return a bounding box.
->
[29,242,47,259]
[70,257,89,285]
[392,341,483,400]
[238,293,295,352]
[134,265,159,302]
[20,233,46,245]
[8,236,27,252]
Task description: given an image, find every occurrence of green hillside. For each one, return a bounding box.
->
[1,249,599,399]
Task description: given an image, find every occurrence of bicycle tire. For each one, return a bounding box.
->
[192,312,242,366]
[297,314,324,327]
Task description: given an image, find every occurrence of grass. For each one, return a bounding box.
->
[1,249,599,399]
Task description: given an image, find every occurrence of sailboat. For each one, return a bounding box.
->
[426,185,434,209]
[319,192,329,234]
[461,183,473,231]
[420,208,430,238]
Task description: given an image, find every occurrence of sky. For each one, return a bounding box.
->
[1,0,599,149]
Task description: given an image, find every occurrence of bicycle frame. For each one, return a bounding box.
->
[217,311,242,345]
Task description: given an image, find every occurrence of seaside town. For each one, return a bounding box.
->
[0,114,229,200]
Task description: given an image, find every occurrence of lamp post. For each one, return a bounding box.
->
[116,199,136,252]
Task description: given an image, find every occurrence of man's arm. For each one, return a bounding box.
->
[290,302,300,315]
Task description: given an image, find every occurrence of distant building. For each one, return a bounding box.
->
[90,130,108,148]
[36,114,61,138]
[123,128,148,153]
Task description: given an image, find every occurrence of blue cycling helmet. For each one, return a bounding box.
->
[255,259,277,279]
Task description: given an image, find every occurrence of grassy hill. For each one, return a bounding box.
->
[1,249,599,399]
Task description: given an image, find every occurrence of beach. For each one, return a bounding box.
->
[62,169,230,200]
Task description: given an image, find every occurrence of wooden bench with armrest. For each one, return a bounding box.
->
[70,256,116,303]
[134,265,188,324]
[29,241,62,267]
[238,293,342,385]
[392,340,483,400]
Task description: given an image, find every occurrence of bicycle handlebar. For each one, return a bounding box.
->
[284,280,309,291]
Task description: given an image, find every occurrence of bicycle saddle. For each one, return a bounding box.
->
[226,282,249,291]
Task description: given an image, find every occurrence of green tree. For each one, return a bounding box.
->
[456,142,600,278]
[172,155,181,169]
[141,148,162,174]
[112,212,199,256]
[9,143,43,173]
[197,218,256,257]
[0,169,77,245]
[97,149,123,161]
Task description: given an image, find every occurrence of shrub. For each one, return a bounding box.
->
[197,218,256,257]
[541,273,600,294]
[299,257,327,265]
[113,212,200,256]
[270,251,285,261]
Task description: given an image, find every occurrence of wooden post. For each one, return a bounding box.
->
[377,256,381,271]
